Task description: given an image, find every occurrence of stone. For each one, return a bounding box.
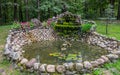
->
[96,58,105,65]
[90,61,99,67]
[56,65,66,73]
[102,70,113,75]
[101,56,109,62]
[31,18,42,27]
[111,51,120,55]
[0,69,4,73]
[20,58,28,64]
[34,63,40,70]
[4,49,11,55]
[65,70,77,75]
[106,54,119,59]
[63,63,74,70]
[40,73,50,75]
[12,52,21,60]
[46,65,55,73]
[83,61,92,69]
[75,63,83,71]
[39,64,47,72]
[26,58,37,68]
[99,42,106,48]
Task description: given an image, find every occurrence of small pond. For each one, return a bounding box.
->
[23,40,108,64]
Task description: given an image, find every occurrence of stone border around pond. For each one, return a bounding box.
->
[3,28,120,74]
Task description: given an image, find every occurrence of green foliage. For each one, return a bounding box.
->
[50,22,56,27]
[11,22,21,29]
[81,23,92,33]
[42,21,48,28]
[29,22,34,28]
[93,69,102,75]
[54,25,80,36]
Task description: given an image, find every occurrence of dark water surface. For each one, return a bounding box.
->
[23,40,108,64]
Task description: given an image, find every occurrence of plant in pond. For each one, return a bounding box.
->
[49,52,82,63]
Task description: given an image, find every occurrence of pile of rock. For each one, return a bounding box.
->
[87,32,120,52]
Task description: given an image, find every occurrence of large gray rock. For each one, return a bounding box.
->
[75,63,83,71]
[101,56,109,62]
[63,63,74,71]
[33,63,40,70]
[111,51,120,55]
[83,61,92,69]
[31,18,42,27]
[11,51,21,60]
[96,58,105,65]
[39,64,47,72]
[26,58,37,68]
[106,54,119,60]
[56,65,66,73]
[46,65,55,73]
[20,58,28,64]
[90,61,99,67]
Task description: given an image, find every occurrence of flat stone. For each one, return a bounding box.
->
[106,54,119,59]
[56,65,66,73]
[39,64,47,72]
[90,61,99,67]
[34,63,40,70]
[26,58,37,68]
[75,63,83,71]
[46,65,55,73]
[96,58,105,65]
[20,58,28,64]
[83,61,92,69]
[111,51,120,55]
[101,56,109,62]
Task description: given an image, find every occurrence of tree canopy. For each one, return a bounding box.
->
[0,0,120,24]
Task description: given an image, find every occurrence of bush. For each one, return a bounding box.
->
[81,23,92,33]
[29,22,34,28]
[11,22,21,29]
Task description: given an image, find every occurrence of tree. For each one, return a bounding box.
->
[14,0,18,21]
[117,0,120,20]
[25,0,29,21]
[105,4,114,34]
[37,0,40,20]
[19,0,23,22]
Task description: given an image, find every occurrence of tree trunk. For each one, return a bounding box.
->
[84,0,88,18]
[19,4,23,22]
[25,0,29,21]
[37,0,40,20]
[117,0,120,20]
[0,0,2,24]
[14,0,18,21]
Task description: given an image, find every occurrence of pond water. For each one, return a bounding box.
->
[23,40,108,64]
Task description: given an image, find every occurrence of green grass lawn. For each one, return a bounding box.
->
[0,21,120,75]
[96,21,120,40]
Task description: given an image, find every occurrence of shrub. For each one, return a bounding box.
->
[81,23,92,33]
[29,22,34,28]
[11,22,21,29]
